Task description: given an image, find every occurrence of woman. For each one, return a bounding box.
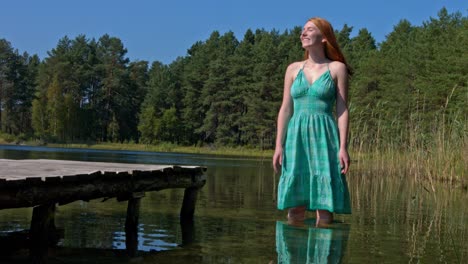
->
[272,17,352,225]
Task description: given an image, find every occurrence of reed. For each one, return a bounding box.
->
[346,166,467,263]
[349,89,467,185]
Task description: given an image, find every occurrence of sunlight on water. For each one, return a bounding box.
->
[0,144,466,263]
[112,227,178,252]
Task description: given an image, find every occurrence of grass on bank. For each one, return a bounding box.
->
[49,142,274,157]
[0,132,273,158]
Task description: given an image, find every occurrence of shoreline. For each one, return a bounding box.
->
[0,141,274,158]
[1,140,465,188]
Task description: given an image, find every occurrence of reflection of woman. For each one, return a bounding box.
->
[275,221,349,264]
[273,17,352,225]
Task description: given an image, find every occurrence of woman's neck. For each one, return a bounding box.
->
[305,47,327,65]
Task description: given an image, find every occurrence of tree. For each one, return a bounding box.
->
[336,24,354,58]
[198,31,239,144]
[0,39,36,135]
[95,34,132,142]
[181,32,220,144]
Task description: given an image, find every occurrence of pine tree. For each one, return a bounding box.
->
[95,34,131,141]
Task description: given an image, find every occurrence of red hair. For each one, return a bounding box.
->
[304,17,352,76]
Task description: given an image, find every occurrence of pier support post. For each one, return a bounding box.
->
[29,203,56,262]
[180,187,199,246]
[180,217,195,246]
[180,187,200,221]
[125,196,142,257]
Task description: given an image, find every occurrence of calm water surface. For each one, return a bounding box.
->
[0,144,466,263]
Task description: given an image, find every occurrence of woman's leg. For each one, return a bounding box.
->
[316,210,333,225]
[287,206,306,223]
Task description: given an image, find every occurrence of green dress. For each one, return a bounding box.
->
[277,63,351,214]
[275,221,350,263]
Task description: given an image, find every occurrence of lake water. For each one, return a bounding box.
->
[0,144,466,263]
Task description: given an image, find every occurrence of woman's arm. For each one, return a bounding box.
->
[333,62,350,174]
[272,63,296,174]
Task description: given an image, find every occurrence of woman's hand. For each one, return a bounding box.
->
[339,148,350,174]
[273,147,283,174]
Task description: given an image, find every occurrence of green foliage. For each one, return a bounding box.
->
[138,106,181,144]
[31,98,47,138]
[0,39,36,135]
[348,8,467,151]
[158,107,181,142]
[28,34,148,143]
[0,8,465,152]
[138,106,157,144]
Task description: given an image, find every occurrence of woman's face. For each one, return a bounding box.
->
[300,21,324,48]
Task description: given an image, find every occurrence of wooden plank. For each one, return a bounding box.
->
[0,159,171,181]
[0,159,206,210]
[0,158,207,260]
[25,177,44,185]
[44,176,63,184]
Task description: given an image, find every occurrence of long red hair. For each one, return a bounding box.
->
[304,17,352,76]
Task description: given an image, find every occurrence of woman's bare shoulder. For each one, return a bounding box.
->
[285,61,305,78]
[287,61,305,71]
[329,61,347,74]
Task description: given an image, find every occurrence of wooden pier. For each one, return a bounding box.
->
[0,159,206,261]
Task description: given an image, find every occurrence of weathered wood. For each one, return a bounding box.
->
[117,191,145,202]
[0,159,206,209]
[29,203,56,262]
[0,159,176,180]
[180,187,200,221]
[0,159,207,260]
[125,197,141,257]
[180,218,195,246]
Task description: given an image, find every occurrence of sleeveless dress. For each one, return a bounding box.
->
[277,63,351,214]
[275,221,350,263]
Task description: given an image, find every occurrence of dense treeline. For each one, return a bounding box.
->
[0,8,466,151]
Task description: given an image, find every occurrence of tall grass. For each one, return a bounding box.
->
[350,91,467,186]
[346,166,467,263]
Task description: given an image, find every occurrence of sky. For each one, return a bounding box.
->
[1,0,466,64]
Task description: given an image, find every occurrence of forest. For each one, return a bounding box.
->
[0,8,466,153]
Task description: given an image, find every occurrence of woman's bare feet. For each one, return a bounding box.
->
[316,210,333,226]
[287,206,306,225]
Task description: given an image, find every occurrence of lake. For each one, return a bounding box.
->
[0,144,466,263]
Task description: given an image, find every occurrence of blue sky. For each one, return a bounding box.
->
[1,0,466,64]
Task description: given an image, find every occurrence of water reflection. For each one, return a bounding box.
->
[275,221,349,264]
[0,144,265,167]
[1,145,467,263]
[112,226,178,252]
